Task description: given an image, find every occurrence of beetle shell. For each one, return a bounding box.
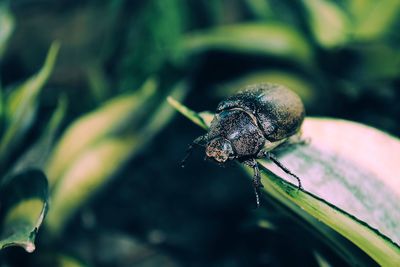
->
[216,83,305,141]
[208,109,265,157]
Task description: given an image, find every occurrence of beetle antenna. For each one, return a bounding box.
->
[181,143,195,168]
[181,135,207,168]
[267,153,303,189]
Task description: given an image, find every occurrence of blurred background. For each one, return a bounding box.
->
[0,0,399,266]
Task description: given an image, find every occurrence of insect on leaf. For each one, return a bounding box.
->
[167,97,400,266]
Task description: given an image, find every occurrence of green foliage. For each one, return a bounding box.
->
[0,42,60,166]
[0,43,59,252]
[168,97,400,266]
[0,0,400,266]
[0,170,48,252]
[46,79,188,234]
[303,0,351,48]
[181,23,313,65]
[0,3,14,59]
[117,0,187,90]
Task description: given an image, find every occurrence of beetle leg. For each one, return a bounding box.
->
[264,152,303,190]
[242,158,263,208]
[181,135,207,168]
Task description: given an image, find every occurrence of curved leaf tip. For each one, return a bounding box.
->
[0,170,49,253]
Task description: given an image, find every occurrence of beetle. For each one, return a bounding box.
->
[182,83,306,207]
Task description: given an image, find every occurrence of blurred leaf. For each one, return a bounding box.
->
[303,0,351,48]
[45,78,157,188]
[5,42,60,123]
[167,98,400,266]
[30,252,88,267]
[167,96,207,130]
[352,43,400,82]
[83,231,179,267]
[201,0,227,25]
[9,96,67,177]
[347,0,400,40]
[313,251,332,267]
[45,81,188,235]
[46,135,137,235]
[0,89,3,130]
[0,42,60,166]
[139,81,188,137]
[244,0,273,20]
[214,70,317,107]
[117,0,187,90]
[86,63,111,104]
[0,170,48,252]
[0,3,14,59]
[56,254,88,267]
[181,23,313,65]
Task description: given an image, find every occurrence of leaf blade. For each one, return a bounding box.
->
[168,98,400,265]
[45,81,189,235]
[181,23,313,65]
[0,42,60,166]
[45,78,157,188]
[0,170,49,252]
[0,3,14,59]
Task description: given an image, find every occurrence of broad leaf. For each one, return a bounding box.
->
[0,170,48,252]
[214,70,317,107]
[347,0,400,40]
[46,78,157,188]
[0,42,60,166]
[180,23,313,65]
[0,97,64,252]
[45,81,188,235]
[303,0,350,48]
[167,97,400,266]
[9,96,67,177]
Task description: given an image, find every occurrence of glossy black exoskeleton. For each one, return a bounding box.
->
[183,83,306,207]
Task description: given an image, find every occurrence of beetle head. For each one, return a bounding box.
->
[206,137,234,163]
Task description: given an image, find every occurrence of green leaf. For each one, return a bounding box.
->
[45,81,188,235]
[167,96,207,130]
[303,0,351,48]
[352,43,400,82]
[347,0,400,40]
[180,23,313,65]
[0,3,14,59]
[46,135,138,235]
[0,42,60,166]
[214,70,317,107]
[45,78,157,188]
[46,254,88,267]
[117,0,187,89]
[8,96,67,177]
[0,170,48,252]
[0,89,3,129]
[167,98,400,266]
[244,0,273,20]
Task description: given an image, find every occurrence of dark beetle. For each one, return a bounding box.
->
[183,83,306,207]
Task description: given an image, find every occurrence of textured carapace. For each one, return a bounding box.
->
[216,83,305,142]
[183,83,306,207]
